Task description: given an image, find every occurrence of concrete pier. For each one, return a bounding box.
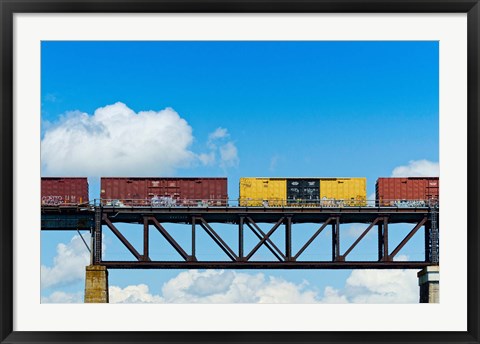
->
[418,266,439,303]
[84,265,109,303]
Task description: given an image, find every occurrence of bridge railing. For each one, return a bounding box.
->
[94,198,438,208]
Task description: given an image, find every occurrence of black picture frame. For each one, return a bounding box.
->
[1,1,479,343]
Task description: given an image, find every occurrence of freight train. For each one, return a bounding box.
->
[41,176,439,208]
[41,177,89,206]
[239,177,367,207]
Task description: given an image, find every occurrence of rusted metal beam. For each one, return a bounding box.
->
[76,228,91,253]
[245,216,285,253]
[430,208,439,263]
[245,218,285,261]
[143,217,149,261]
[98,206,432,226]
[198,218,238,261]
[285,216,292,261]
[425,221,430,262]
[103,215,142,261]
[149,217,191,261]
[245,217,285,261]
[341,217,381,260]
[239,216,244,260]
[100,261,432,270]
[377,222,383,261]
[294,218,332,260]
[389,217,428,260]
[89,227,94,265]
[93,207,102,264]
[383,217,389,261]
[332,217,341,261]
[191,216,196,259]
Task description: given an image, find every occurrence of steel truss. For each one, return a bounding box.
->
[84,206,439,269]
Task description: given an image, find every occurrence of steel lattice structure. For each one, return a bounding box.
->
[41,205,439,269]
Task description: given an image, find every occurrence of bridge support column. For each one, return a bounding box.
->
[418,266,439,303]
[84,265,109,303]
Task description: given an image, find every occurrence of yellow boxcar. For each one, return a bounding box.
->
[319,178,367,206]
[239,178,287,206]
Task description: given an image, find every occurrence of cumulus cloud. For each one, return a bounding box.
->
[269,154,283,172]
[44,93,58,103]
[198,152,215,165]
[208,127,229,141]
[42,291,83,303]
[109,284,163,303]
[106,270,319,304]
[391,159,439,177]
[42,103,239,176]
[219,142,239,168]
[41,102,195,176]
[106,269,418,304]
[41,233,91,289]
[320,286,349,304]
[344,223,370,238]
[161,270,318,303]
[203,127,239,169]
[41,267,419,304]
[340,269,418,303]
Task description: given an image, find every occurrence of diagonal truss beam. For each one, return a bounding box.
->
[389,217,428,259]
[245,217,284,261]
[198,217,238,261]
[294,218,333,260]
[94,209,435,268]
[103,215,143,261]
[245,217,285,261]
[149,217,192,261]
[341,217,382,259]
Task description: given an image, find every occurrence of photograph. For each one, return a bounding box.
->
[40,41,440,304]
[1,2,478,343]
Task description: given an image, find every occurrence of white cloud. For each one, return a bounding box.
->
[41,267,419,304]
[110,269,418,304]
[394,254,410,262]
[320,269,418,304]
[41,291,83,303]
[198,152,215,165]
[344,223,369,238]
[42,103,240,175]
[202,127,239,169]
[107,270,320,304]
[208,127,228,141]
[320,286,349,304]
[269,155,280,171]
[345,269,418,303]
[41,233,91,289]
[109,284,163,303]
[391,159,439,177]
[161,270,319,303]
[44,93,58,103]
[41,102,196,176]
[219,142,239,168]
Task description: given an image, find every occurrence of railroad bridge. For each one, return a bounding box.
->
[41,203,439,303]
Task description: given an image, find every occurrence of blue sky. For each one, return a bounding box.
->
[40,41,439,303]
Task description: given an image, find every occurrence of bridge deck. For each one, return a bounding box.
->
[41,205,434,230]
[41,205,439,269]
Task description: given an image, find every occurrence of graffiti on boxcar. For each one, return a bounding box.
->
[42,195,63,205]
[151,196,177,207]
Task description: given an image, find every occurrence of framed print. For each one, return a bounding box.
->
[1,1,479,343]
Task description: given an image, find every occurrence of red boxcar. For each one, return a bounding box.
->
[376,177,439,207]
[41,177,89,206]
[101,177,228,206]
